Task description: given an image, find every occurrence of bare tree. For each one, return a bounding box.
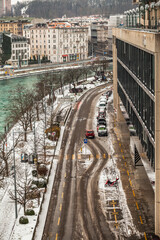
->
[8,85,34,141]
[81,65,91,82]
[90,59,101,76]
[64,68,80,89]
[0,132,21,177]
[8,168,40,215]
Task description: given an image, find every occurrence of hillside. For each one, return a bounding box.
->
[13,0,133,18]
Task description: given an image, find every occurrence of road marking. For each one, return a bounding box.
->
[129,179,132,187]
[122,155,125,159]
[144,232,147,240]
[136,202,139,210]
[61,192,64,198]
[110,200,117,205]
[55,233,58,240]
[60,204,62,211]
[72,154,75,160]
[139,216,143,224]
[63,182,65,188]
[77,101,81,110]
[103,153,106,158]
[57,217,60,225]
[132,190,135,197]
[127,170,129,176]
[96,154,99,159]
[112,203,118,229]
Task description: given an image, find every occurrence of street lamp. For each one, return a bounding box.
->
[44,83,55,127]
[18,53,21,69]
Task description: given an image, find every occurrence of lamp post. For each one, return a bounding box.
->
[18,53,21,69]
[44,83,55,127]
[12,131,18,219]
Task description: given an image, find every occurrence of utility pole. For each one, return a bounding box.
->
[13,131,18,219]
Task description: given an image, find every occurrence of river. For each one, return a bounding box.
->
[0,62,113,134]
[0,74,40,133]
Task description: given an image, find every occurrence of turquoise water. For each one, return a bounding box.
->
[0,63,113,133]
[0,74,39,133]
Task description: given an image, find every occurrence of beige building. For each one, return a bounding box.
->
[113,21,160,239]
[23,22,88,63]
[0,19,31,36]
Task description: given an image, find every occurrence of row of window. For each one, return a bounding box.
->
[118,62,155,139]
[118,84,155,168]
[12,43,27,48]
[116,39,155,94]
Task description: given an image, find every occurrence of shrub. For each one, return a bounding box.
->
[32,170,38,177]
[38,164,48,176]
[37,178,47,188]
[25,209,35,216]
[19,216,29,224]
[31,179,39,186]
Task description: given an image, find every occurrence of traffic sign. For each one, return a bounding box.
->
[84,139,88,144]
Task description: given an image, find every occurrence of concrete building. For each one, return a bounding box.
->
[112,0,160,236]
[7,34,30,67]
[0,19,31,35]
[0,0,11,16]
[107,15,125,56]
[23,22,88,63]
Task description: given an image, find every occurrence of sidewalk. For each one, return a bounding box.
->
[113,116,155,238]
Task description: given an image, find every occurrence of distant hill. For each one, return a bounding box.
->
[13,0,133,18]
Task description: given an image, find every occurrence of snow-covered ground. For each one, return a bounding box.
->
[0,75,155,240]
[0,76,105,240]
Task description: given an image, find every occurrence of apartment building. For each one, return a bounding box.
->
[0,19,31,36]
[113,0,160,236]
[23,22,88,63]
[7,34,30,67]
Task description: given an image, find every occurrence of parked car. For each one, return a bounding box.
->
[85,130,95,139]
[98,104,106,110]
[98,126,108,136]
[98,119,106,126]
[97,113,105,120]
[97,124,106,131]
[100,97,107,103]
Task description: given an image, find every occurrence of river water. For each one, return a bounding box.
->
[0,74,40,133]
[0,63,113,133]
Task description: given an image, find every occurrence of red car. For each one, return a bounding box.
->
[85,130,95,139]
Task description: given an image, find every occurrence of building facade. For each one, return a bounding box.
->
[0,32,11,64]
[112,27,160,237]
[23,22,88,63]
[0,19,31,36]
[7,34,30,67]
